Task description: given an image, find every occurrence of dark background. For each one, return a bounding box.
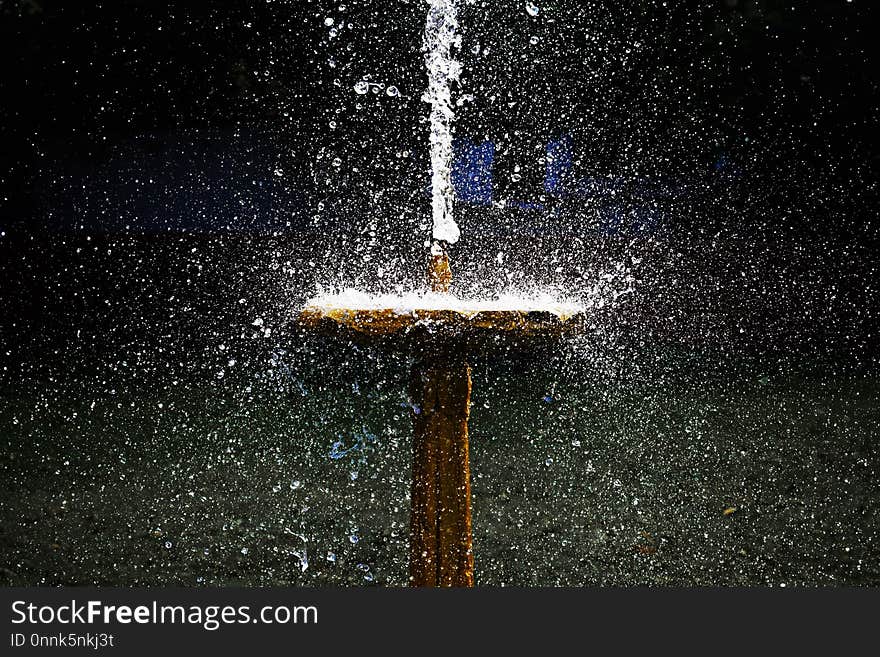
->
[1,0,876,227]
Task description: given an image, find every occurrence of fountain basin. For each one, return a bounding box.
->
[298,291,587,341]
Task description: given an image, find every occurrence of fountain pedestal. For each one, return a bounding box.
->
[298,284,583,587]
[409,358,473,586]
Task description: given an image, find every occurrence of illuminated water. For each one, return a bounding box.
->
[424,0,461,246]
[305,289,585,317]
[1,2,877,589]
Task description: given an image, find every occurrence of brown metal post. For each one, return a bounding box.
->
[429,246,452,294]
[409,359,474,587]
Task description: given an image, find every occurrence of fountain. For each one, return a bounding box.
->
[298,0,586,586]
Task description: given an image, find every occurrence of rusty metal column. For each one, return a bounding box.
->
[409,359,474,587]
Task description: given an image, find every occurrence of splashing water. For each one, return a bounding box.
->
[304,1,610,313]
[306,288,586,319]
[423,0,461,245]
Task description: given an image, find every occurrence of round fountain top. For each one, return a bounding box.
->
[298,290,586,339]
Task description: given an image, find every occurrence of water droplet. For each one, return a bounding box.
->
[324,17,334,26]
[386,85,399,97]
[356,563,374,582]
[526,3,540,17]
